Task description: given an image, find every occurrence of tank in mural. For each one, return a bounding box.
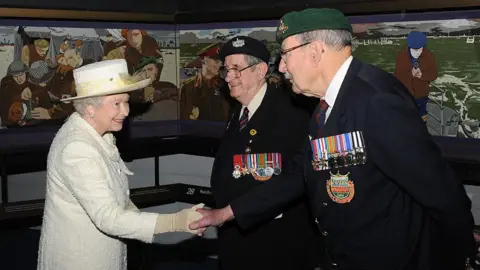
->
[351,18,480,139]
[0,26,179,129]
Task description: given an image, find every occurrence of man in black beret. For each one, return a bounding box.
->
[192,9,475,270]
[200,35,322,270]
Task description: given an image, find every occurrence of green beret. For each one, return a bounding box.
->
[276,8,352,43]
[135,56,162,73]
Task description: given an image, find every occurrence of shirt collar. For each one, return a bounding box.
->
[323,55,353,107]
[241,82,267,119]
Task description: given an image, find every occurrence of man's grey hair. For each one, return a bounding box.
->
[244,55,264,67]
[73,96,104,116]
[243,54,268,80]
[296,29,352,51]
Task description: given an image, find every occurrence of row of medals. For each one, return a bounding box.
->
[312,150,367,169]
[233,164,282,179]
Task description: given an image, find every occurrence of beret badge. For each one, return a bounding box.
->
[232,38,245,48]
[277,19,288,36]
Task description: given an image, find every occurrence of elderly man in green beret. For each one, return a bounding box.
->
[190,8,475,270]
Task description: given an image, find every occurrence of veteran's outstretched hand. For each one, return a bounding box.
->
[154,203,206,235]
[189,205,234,230]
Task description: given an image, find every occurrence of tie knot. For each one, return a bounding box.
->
[239,107,249,130]
[320,100,329,111]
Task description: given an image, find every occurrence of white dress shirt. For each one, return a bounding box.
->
[239,82,267,120]
[323,55,353,123]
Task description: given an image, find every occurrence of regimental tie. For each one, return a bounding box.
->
[315,99,329,138]
[239,107,249,130]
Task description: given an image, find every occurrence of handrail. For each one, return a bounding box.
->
[428,83,480,139]
[428,84,445,136]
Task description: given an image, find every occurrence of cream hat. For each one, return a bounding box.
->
[61,59,151,102]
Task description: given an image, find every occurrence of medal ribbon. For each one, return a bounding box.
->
[243,154,249,172]
[258,153,265,168]
[273,153,282,169]
[311,139,322,160]
[233,154,242,168]
[346,132,353,152]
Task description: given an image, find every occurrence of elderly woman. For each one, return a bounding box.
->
[37,59,203,270]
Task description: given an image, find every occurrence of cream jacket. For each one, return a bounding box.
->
[37,112,158,270]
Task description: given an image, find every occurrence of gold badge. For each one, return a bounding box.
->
[326,171,354,204]
[277,19,288,36]
[250,129,257,136]
[189,106,199,120]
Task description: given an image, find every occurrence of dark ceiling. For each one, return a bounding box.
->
[0,0,478,23]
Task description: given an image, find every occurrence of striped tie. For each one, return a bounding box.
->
[315,100,329,137]
[239,107,249,130]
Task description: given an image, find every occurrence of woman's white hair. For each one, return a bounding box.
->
[295,29,352,51]
[73,96,104,116]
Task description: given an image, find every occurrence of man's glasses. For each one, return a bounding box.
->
[219,63,258,79]
[280,42,311,62]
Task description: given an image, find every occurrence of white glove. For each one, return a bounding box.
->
[154,203,204,234]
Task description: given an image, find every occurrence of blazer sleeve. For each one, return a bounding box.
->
[230,103,310,230]
[58,141,158,244]
[365,92,475,260]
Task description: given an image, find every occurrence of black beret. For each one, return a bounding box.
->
[219,36,270,64]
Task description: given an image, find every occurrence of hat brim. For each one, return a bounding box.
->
[60,78,152,102]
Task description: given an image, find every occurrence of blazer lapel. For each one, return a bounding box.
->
[225,102,242,134]
[323,58,362,136]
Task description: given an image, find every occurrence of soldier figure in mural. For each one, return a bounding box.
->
[129,55,179,120]
[0,61,29,126]
[24,60,56,122]
[394,31,438,122]
[21,38,53,67]
[1,60,56,127]
[59,37,70,54]
[180,42,230,122]
[104,29,163,75]
[130,56,178,103]
[49,48,89,119]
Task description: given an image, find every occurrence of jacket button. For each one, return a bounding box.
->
[322,202,328,207]
[315,218,319,224]
[322,231,328,236]
[332,262,338,268]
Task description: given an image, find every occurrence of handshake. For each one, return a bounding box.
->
[162,203,234,236]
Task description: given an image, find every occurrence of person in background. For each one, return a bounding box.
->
[191,8,475,270]
[394,31,438,122]
[37,59,205,270]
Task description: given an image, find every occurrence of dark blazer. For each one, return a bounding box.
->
[231,58,475,270]
[211,83,322,270]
